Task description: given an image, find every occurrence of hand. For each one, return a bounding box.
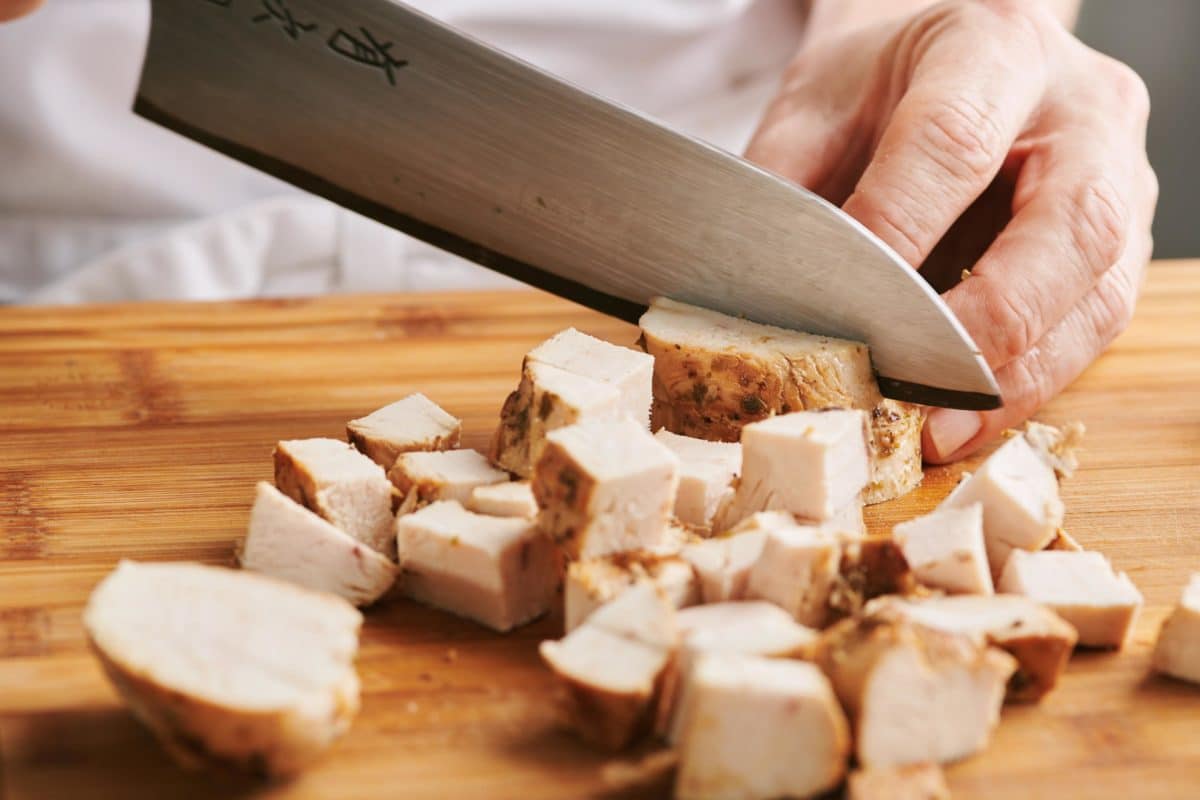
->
[745,0,1157,462]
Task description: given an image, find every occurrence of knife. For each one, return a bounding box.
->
[134,0,1000,410]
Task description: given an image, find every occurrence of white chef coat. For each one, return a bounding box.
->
[0,0,805,304]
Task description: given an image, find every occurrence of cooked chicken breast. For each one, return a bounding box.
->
[1022,420,1086,480]
[894,503,993,596]
[815,616,1016,767]
[465,480,538,518]
[673,652,850,800]
[847,764,950,800]
[346,393,460,470]
[998,550,1142,648]
[653,430,741,530]
[746,522,842,628]
[388,449,509,510]
[533,417,680,560]
[395,500,560,632]
[1153,574,1200,685]
[564,552,697,632]
[866,594,1078,702]
[273,437,397,556]
[83,561,362,777]
[679,512,790,603]
[241,482,398,607]
[526,327,655,427]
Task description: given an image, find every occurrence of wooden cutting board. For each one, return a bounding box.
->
[1,261,1198,799]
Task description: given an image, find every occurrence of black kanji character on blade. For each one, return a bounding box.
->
[327,27,408,86]
[253,0,317,40]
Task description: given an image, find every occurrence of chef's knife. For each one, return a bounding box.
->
[134,0,1001,410]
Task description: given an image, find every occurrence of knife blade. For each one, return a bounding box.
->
[134,0,1001,410]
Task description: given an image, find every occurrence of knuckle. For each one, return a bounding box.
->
[1004,349,1055,421]
[1064,175,1129,275]
[1090,265,1138,342]
[975,274,1036,365]
[1106,60,1151,120]
[857,190,930,265]
[921,94,1008,184]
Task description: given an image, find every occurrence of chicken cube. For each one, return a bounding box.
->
[894,503,993,595]
[653,430,741,529]
[866,594,1077,702]
[827,535,917,621]
[241,482,398,607]
[679,512,789,603]
[1153,574,1200,685]
[533,417,679,560]
[673,652,850,800]
[83,561,362,777]
[815,616,1016,767]
[394,501,559,632]
[939,433,1063,576]
[564,551,698,632]
[346,393,460,469]
[718,409,870,529]
[491,359,622,477]
[998,550,1142,648]
[529,327,654,426]
[540,583,679,750]
[847,764,950,800]
[864,399,925,505]
[388,449,509,509]
[273,438,397,556]
[746,522,842,627]
[466,481,538,518]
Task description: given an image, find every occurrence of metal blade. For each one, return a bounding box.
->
[136,0,1001,409]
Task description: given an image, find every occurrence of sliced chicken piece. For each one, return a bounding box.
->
[998,550,1143,648]
[346,393,460,470]
[491,359,623,478]
[815,616,1016,768]
[540,583,679,750]
[894,503,993,595]
[388,449,509,510]
[679,512,791,602]
[395,500,559,632]
[83,561,362,777]
[564,551,698,632]
[533,417,680,560]
[466,480,538,518]
[639,298,921,505]
[828,535,917,621]
[866,594,1078,702]
[717,409,871,529]
[746,522,842,627]
[847,764,950,800]
[673,652,850,800]
[241,482,398,607]
[273,437,397,556]
[939,433,1064,577]
[807,498,867,538]
[528,327,654,427]
[653,430,741,529]
[1022,420,1086,480]
[1153,574,1200,685]
[864,399,925,505]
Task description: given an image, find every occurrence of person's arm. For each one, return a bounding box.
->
[747,0,1153,462]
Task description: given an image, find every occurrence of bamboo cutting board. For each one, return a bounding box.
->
[1,261,1198,800]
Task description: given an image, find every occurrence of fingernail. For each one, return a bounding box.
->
[926,409,983,461]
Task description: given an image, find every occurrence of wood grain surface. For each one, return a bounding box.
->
[1,261,1197,799]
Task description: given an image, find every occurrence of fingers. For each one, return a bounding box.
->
[923,226,1151,463]
[841,3,1048,266]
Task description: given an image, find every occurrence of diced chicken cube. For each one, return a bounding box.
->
[346,393,460,469]
[815,616,1016,768]
[83,561,362,777]
[653,430,741,529]
[847,764,950,800]
[746,523,842,627]
[395,501,559,632]
[673,652,850,800]
[241,482,398,607]
[810,499,867,538]
[828,535,917,621]
[529,327,654,426]
[491,359,622,477]
[679,512,788,602]
[273,438,397,556]
[388,449,509,510]
[1153,574,1200,685]
[533,417,679,560]
[939,433,1064,576]
[677,601,819,660]
[638,298,922,505]
[718,409,871,529]
[466,481,538,518]
[866,594,1078,702]
[564,552,698,632]
[894,503,993,595]
[1022,420,1086,480]
[998,550,1142,648]
[540,583,679,750]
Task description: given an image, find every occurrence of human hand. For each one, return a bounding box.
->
[745,0,1157,462]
